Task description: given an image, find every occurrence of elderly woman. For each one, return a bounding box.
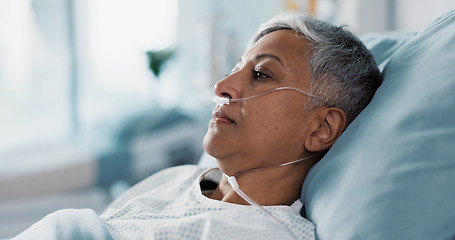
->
[14,14,380,240]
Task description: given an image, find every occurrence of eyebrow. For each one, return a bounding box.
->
[253,53,285,68]
[237,53,285,68]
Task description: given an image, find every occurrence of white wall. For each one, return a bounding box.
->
[336,0,391,33]
[394,0,455,32]
[336,0,455,33]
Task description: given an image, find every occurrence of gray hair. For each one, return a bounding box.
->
[249,14,381,124]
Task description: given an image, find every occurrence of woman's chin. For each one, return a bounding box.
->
[202,132,217,157]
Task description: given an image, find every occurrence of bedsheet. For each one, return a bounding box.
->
[12,209,112,240]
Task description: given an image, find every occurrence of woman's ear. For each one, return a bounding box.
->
[304,107,347,152]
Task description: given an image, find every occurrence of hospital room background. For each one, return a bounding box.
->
[0,0,454,237]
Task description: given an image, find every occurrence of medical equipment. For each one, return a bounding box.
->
[224,153,320,239]
[213,87,328,106]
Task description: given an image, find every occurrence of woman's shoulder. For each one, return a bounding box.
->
[101,165,209,215]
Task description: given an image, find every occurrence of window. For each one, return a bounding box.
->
[78,0,179,138]
[0,0,178,156]
[0,0,72,154]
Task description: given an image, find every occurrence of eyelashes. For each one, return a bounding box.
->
[224,68,271,82]
[252,70,270,81]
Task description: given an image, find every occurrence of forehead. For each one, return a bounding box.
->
[258,28,308,44]
[244,29,312,84]
[247,29,311,61]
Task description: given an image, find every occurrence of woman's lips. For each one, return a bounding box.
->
[212,110,235,124]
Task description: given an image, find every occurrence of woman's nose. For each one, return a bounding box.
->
[214,72,242,99]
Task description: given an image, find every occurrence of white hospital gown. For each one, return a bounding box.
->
[100,165,315,240]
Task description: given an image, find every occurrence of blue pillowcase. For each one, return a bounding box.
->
[360,31,415,69]
[302,9,455,240]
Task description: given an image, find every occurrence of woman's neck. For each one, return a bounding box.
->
[209,159,316,206]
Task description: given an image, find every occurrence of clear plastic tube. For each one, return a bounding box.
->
[213,87,328,106]
[223,153,319,239]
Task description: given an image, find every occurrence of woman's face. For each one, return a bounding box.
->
[203,29,316,174]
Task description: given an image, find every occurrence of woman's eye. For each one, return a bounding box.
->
[253,70,269,81]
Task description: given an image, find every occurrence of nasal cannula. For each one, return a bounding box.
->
[213,86,328,106]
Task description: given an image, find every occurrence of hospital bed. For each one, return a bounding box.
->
[299,9,455,239]
[5,9,455,240]
[200,9,455,240]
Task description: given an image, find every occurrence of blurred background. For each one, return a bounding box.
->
[0,0,454,237]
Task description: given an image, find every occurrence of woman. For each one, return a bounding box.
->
[100,14,380,239]
[14,14,380,240]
